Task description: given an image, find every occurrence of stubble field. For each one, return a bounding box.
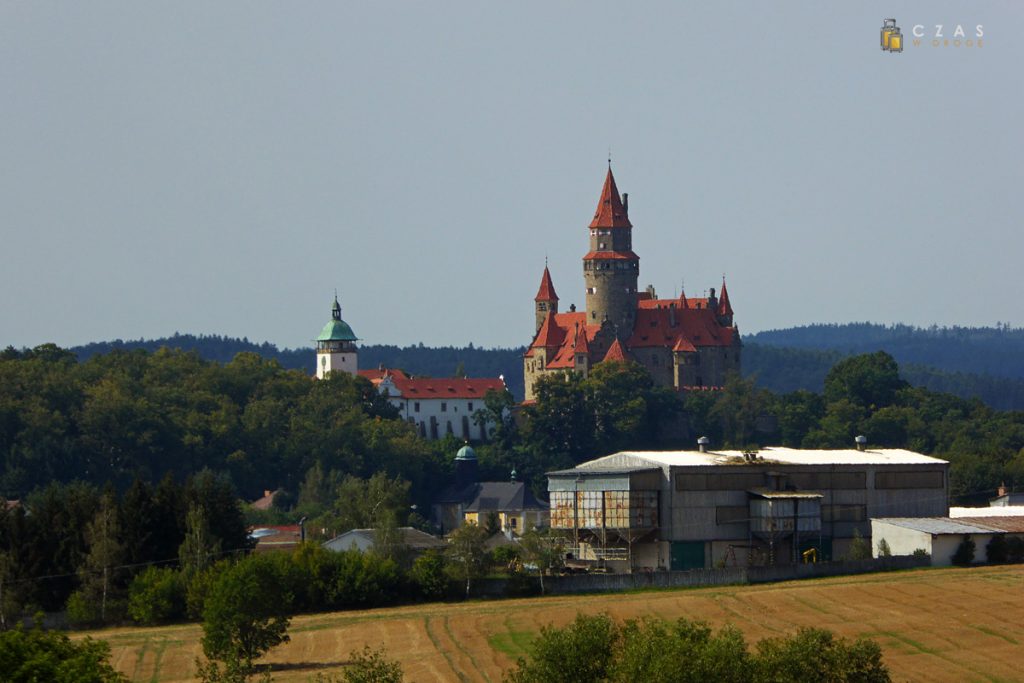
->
[87,565,1024,683]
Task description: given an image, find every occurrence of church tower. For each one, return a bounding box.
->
[315,294,358,379]
[534,264,559,332]
[583,166,638,339]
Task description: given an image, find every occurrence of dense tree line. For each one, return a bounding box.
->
[67,325,1024,408]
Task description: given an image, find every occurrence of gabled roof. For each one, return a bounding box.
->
[602,338,629,362]
[532,311,566,349]
[324,527,447,552]
[574,325,591,355]
[535,266,559,302]
[589,167,632,229]
[462,482,548,512]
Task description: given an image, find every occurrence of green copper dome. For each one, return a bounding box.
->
[317,319,357,342]
[316,295,358,342]
[456,444,477,461]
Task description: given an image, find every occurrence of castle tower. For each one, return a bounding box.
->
[534,265,559,332]
[315,294,358,379]
[583,166,638,339]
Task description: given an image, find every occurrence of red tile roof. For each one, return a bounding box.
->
[535,266,559,302]
[358,367,411,382]
[582,250,640,261]
[602,338,629,362]
[718,279,733,317]
[627,306,735,349]
[360,367,504,399]
[589,167,632,229]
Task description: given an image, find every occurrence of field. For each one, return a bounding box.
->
[88,565,1024,683]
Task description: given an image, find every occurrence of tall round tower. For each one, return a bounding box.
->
[315,294,358,379]
[583,166,638,338]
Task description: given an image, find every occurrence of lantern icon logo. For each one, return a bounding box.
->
[881,18,903,52]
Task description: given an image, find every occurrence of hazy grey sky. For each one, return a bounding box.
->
[2,2,1021,351]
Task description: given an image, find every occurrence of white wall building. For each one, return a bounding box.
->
[358,367,506,441]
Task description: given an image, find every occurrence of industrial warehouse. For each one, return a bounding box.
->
[547,441,949,571]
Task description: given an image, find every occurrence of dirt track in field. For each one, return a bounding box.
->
[89,565,1024,682]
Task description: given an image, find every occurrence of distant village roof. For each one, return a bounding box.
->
[462,482,548,513]
[248,525,302,552]
[872,517,1002,535]
[249,489,282,511]
[323,527,446,553]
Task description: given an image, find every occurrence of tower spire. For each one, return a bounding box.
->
[589,166,632,229]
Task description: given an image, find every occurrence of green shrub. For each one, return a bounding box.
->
[952,536,976,567]
[409,550,449,601]
[128,566,185,624]
[0,625,127,682]
[986,535,1008,564]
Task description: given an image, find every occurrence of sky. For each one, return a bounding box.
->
[1,2,1021,351]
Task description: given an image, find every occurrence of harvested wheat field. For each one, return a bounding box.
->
[88,565,1024,683]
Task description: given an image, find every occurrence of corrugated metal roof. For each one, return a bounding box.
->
[873,517,1003,535]
[547,466,662,477]
[576,447,946,469]
[955,517,1024,533]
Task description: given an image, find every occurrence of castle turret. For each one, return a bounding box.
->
[534,265,559,332]
[315,294,358,379]
[583,166,638,339]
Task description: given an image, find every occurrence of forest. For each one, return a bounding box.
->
[69,324,1024,409]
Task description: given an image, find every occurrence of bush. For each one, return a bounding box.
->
[876,538,892,558]
[952,537,976,567]
[0,625,127,682]
[986,535,1008,564]
[1007,537,1024,563]
[331,551,402,609]
[65,590,100,628]
[128,567,185,624]
[504,614,891,683]
[845,529,872,561]
[409,550,449,601]
[912,548,930,559]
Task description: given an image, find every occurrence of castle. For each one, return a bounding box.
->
[523,166,741,401]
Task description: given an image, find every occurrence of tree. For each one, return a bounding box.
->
[611,617,752,683]
[69,492,124,625]
[338,646,404,683]
[409,549,448,601]
[877,538,892,558]
[505,613,618,683]
[128,566,185,625]
[986,534,1008,564]
[824,351,907,410]
[952,536,976,567]
[846,529,872,561]
[200,555,294,677]
[0,625,127,683]
[333,474,412,532]
[753,627,889,683]
[517,528,563,595]
[180,504,223,578]
[445,523,489,598]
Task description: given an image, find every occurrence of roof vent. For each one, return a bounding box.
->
[697,436,710,453]
[855,435,867,452]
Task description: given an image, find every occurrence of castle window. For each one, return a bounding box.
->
[587,287,597,294]
[468,402,474,412]
[414,402,420,413]
[441,402,447,412]
[538,302,547,311]
[599,242,606,249]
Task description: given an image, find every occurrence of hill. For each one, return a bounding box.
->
[87,565,1024,683]
[747,323,1024,379]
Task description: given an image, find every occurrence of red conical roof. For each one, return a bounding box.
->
[574,324,590,355]
[534,266,559,302]
[589,167,632,229]
[602,338,629,362]
[718,278,733,317]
